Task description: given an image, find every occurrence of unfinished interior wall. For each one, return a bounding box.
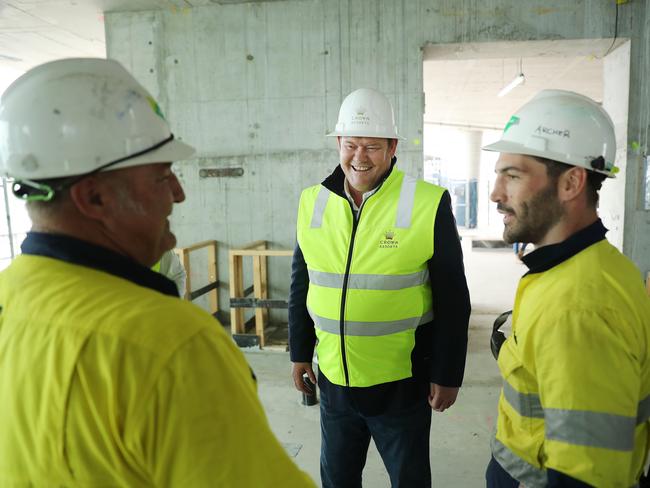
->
[105,0,650,319]
[601,40,631,252]
[625,3,650,278]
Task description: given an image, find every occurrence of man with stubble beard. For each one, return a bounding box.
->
[484,90,650,488]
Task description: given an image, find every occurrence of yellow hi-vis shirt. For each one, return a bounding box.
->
[0,254,315,487]
[493,238,650,487]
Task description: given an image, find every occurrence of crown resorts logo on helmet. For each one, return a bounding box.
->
[0,58,195,190]
[351,106,370,127]
[327,88,403,139]
[483,89,618,178]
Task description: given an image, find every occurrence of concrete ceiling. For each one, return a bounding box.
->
[0,3,624,131]
[423,39,626,130]
[0,0,284,85]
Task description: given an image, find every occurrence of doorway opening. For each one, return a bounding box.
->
[422,39,630,312]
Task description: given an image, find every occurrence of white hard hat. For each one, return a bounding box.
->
[483,89,618,177]
[0,58,195,182]
[327,88,403,139]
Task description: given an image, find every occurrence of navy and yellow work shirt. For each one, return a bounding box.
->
[492,220,650,487]
[0,232,315,487]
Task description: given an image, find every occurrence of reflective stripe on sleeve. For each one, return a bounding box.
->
[501,381,644,451]
[308,269,430,290]
[502,381,649,431]
[545,408,636,452]
[310,309,433,336]
[502,381,544,419]
[491,437,546,488]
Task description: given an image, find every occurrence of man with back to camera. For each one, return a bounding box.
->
[289,87,471,488]
[0,57,315,487]
[484,89,650,487]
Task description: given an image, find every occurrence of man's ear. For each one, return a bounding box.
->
[388,138,398,157]
[68,176,116,221]
[558,166,588,203]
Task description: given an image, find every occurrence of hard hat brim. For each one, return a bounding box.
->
[481,140,526,155]
[481,140,615,178]
[108,138,196,172]
[326,130,405,140]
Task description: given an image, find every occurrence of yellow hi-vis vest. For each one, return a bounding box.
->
[297,168,445,387]
[492,239,650,487]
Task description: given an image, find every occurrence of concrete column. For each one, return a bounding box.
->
[465,130,482,229]
[601,41,631,252]
[446,129,481,228]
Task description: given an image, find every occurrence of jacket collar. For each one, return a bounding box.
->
[21,232,179,297]
[322,156,398,198]
[521,219,608,274]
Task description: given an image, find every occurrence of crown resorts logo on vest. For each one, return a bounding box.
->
[379,230,399,249]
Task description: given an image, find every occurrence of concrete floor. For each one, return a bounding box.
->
[243,240,525,487]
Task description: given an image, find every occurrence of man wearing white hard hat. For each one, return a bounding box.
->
[289,88,470,487]
[0,58,315,487]
[484,90,650,487]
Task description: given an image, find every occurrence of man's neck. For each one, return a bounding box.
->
[535,209,599,248]
[344,179,380,210]
[348,184,364,207]
[31,215,147,266]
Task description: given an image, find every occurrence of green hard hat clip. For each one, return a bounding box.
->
[12,179,56,202]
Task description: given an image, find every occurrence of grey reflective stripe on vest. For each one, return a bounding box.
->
[395,175,417,228]
[310,309,433,336]
[310,187,330,228]
[308,269,430,290]
[545,408,636,452]
[637,394,650,425]
[491,437,546,488]
[502,381,544,419]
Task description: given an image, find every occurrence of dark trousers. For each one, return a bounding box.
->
[319,385,432,488]
[485,456,519,488]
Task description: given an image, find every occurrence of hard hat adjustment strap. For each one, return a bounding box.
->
[11,134,176,202]
[590,156,605,171]
[88,133,176,175]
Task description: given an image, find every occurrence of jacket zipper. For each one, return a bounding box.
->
[339,201,364,387]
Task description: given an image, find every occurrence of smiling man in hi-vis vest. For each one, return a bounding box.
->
[289,88,471,488]
[484,90,650,487]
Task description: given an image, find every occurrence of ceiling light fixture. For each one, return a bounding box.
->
[498,58,525,97]
[498,74,525,97]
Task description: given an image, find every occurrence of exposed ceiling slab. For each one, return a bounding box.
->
[0,0,285,88]
[423,38,628,61]
[0,3,622,133]
[423,39,618,130]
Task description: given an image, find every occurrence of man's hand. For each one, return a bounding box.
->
[428,383,459,412]
[291,362,316,394]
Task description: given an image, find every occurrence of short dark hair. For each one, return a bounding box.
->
[532,156,606,208]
